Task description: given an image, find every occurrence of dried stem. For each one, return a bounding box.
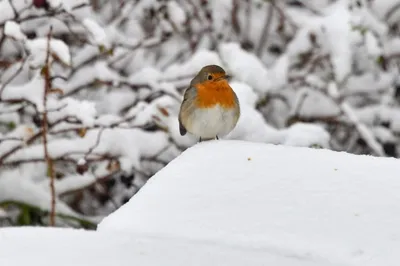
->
[42,26,56,227]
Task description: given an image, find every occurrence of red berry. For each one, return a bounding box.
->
[33,0,49,9]
[76,161,89,175]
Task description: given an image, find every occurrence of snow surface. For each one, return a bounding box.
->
[0,226,328,266]
[2,141,400,265]
[98,141,400,266]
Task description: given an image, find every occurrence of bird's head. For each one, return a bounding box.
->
[190,65,231,87]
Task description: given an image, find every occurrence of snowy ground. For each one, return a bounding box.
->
[2,140,400,265]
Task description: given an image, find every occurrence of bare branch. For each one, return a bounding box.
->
[42,26,56,226]
[84,128,105,160]
[257,1,274,57]
[8,0,19,19]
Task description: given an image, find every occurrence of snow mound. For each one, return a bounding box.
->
[98,140,400,266]
[0,226,330,266]
[2,141,400,266]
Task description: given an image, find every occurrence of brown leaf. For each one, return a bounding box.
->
[106,160,120,172]
[24,126,35,140]
[77,128,87,138]
[40,65,49,77]
[49,88,64,95]
[158,106,169,117]
[51,52,70,67]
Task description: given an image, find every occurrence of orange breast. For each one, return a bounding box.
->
[195,80,237,109]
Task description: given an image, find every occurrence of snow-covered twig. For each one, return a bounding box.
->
[269,0,298,30]
[0,3,90,27]
[327,82,385,157]
[0,59,27,100]
[84,128,105,160]
[340,102,385,156]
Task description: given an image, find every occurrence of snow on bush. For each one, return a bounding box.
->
[0,0,400,227]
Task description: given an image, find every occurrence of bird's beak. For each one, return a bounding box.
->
[215,74,231,81]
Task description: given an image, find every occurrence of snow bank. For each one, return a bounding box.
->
[2,141,400,265]
[0,226,327,266]
[98,140,400,266]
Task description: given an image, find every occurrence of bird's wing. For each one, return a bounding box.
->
[179,119,187,136]
[178,86,198,136]
[233,90,241,118]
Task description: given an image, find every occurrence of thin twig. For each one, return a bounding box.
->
[0,3,90,28]
[8,0,19,19]
[0,118,67,164]
[257,1,274,57]
[0,59,27,100]
[42,26,56,226]
[231,0,241,35]
[0,137,23,143]
[385,2,400,22]
[290,89,309,117]
[84,128,105,160]
[327,82,385,157]
[59,170,120,197]
[269,0,298,30]
[2,153,118,168]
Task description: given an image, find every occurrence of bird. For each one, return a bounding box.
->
[178,65,240,142]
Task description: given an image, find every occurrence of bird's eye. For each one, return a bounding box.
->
[207,74,213,80]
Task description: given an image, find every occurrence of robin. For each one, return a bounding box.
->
[178,65,240,142]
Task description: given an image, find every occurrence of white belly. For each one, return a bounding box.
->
[187,105,238,139]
